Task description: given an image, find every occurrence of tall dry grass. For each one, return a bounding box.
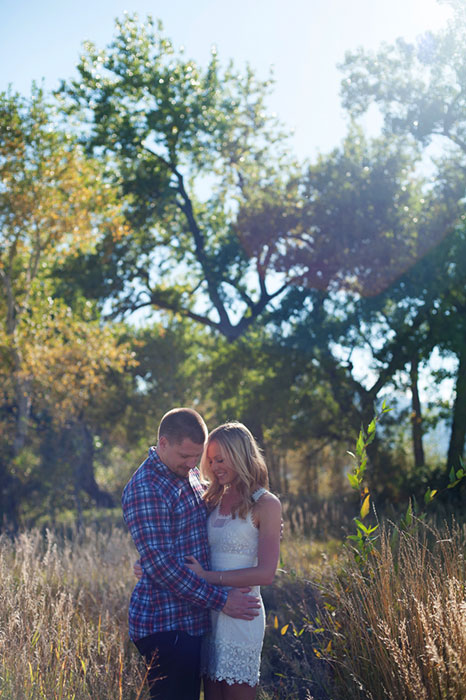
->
[0,526,147,699]
[1,517,465,700]
[260,518,466,700]
[325,519,466,700]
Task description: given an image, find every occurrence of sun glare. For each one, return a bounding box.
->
[408,0,454,34]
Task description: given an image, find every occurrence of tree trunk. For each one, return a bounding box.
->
[446,345,466,470]
[13,375,32,457]
[1,369,31,531]
[410,355,425,468]
[0,459,19,533]
[67,421,115,508]
[264,447,282,494]
[302,454,318,497]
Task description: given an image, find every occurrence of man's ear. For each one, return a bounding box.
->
[158,435,168,450]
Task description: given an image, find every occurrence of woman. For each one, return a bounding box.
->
[186,421,282,700]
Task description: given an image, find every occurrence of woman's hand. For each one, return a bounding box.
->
[185,555,206,578]
[134,560,143,579]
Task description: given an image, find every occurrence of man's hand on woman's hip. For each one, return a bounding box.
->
[222,588,261,620]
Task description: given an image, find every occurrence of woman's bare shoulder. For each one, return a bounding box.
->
[255,490,281,512]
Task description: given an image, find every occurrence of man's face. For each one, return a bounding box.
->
[157,436,205,478]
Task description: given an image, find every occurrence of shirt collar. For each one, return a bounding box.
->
[147,446,170,473]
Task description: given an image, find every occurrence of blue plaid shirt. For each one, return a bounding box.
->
[122,447,228,641]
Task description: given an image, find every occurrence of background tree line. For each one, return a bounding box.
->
[1,0,465,530]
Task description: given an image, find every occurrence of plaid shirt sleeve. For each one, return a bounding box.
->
[122,469,227,613]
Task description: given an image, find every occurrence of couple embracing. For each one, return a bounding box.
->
[122,407,282,700]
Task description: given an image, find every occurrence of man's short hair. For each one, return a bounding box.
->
[158,408,207,445]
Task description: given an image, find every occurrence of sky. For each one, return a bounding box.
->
[1,0,453,161]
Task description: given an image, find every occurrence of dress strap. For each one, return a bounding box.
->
[251,487,268,502]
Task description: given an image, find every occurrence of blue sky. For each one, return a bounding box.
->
[1,0,452,160]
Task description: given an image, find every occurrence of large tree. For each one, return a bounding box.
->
[339,0,466,156]
[338,0,466,469]
[57,11,466,486]
[58,14,308,340]
[0,88,133,526]
[257,126,466,488]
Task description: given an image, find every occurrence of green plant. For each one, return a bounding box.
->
[345,402,392,566]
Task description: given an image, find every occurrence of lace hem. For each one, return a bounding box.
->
[204,672,258,687]
[201,637,261,686]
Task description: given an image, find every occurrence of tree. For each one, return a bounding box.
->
[0,87,133,526]
[258,124,466,491]
[339,0,466,156]
[58,14,306,340]
[338,0,466,469]
[57,10,466,487]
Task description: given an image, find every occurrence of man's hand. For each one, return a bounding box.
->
[134,560,143,579]
[185,555,206,578]
[222,588,261,620]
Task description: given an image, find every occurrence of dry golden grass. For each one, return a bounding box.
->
[319,519,466,700]
[256,518,466,700]
[0,526,147,699]
[1,517,465,700]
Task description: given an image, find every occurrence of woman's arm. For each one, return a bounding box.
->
[186,494,281,587]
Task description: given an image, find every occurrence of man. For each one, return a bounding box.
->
[122,407,260,700]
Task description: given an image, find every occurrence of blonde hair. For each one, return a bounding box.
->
[201,422,269,519]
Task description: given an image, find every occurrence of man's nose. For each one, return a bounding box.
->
[186,457,199,469]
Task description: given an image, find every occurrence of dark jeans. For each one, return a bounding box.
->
[135,630,202,700]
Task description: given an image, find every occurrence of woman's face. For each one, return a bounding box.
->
[206,439,237,487]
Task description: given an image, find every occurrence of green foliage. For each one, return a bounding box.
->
[345,402,465,565]
[58,14,300,339]
[345,402,392,565]
[0,88,134,527]
[395,456,466,538]
[340,2,466,156]
[339,5,466,474]
[265,406,466,698]
[2,10,466,529]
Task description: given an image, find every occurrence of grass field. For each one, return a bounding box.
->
[0,515,465,699]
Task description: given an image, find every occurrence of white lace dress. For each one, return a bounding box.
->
[201,488,267,687]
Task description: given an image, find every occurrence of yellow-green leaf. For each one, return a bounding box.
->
[360,493,370,519]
